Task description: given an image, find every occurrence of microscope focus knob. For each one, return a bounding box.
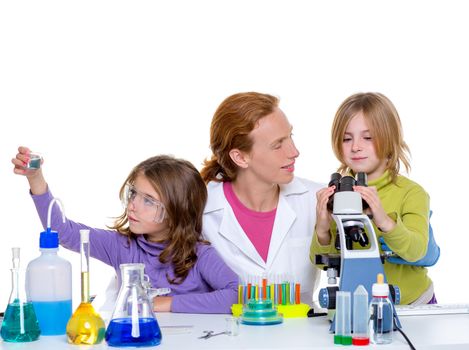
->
[318,286,339,309]
[389,284,401,305]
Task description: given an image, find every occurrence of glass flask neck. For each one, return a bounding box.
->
[112,263,154,321]
[9,268,27,304]
[120,263,145,286]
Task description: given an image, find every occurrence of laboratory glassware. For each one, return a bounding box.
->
[1,248,40,342]
[105,263,162,347]
[66,229,105,344]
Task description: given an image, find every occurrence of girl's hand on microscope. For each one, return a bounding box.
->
[315,186,335,245]
[12,146,48,195]
[353,185,396,233]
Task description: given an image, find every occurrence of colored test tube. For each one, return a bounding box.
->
[262,277,267,300]
[295,283,301,304]
[274,282,278,305]
[281,283,287,305]
[277,283,282,305]
[288,282,292,304]
[352,285,370,346]
[335,291,352,345]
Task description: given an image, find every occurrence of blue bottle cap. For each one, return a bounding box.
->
[40,228,59,248]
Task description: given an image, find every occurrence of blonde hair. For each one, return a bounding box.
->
[201,92,279,183]
[331,92,411,182]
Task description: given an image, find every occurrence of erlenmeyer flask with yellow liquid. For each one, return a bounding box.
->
[66,229,105,344]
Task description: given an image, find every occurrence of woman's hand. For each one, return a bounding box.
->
[315,186,335,245]
[353,185,396,233]
[12,146,47,195]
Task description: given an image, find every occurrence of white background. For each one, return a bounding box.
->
[1,1,467,309]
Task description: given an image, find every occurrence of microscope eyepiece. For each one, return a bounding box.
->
[327,172,369,212]
[356,172,367,187]
[338,176,355,192]
[328,172,342,187]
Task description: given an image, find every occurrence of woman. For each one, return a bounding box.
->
[201,92,323,304]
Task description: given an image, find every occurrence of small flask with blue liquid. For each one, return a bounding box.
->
[26,198,72,335]
[105,263,162,347]
[1,248,41,342]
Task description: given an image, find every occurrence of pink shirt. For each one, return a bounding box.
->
[223,182,276,262]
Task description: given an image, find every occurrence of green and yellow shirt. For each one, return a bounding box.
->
[310,171,432,305]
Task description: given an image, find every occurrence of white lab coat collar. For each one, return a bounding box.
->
[204,178,310,269]
[204,178,309,213]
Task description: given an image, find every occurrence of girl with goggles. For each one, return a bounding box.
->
[12,147,238,314]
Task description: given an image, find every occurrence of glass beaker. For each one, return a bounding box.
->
[1,248,40,342]
[105,263,162,347]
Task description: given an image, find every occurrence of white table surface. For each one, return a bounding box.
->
[1,312,468,349]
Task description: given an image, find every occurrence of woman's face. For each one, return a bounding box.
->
[126,173,169,242]
[242,107,299,186]
[341,111,387,181]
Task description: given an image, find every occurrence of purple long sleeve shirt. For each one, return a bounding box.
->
[32,189,238,314]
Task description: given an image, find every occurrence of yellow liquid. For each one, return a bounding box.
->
[66,302,105,345]
[81,271,90,303]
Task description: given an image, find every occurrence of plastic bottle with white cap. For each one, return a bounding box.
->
[369,273,393,344]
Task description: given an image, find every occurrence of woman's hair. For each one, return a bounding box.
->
[200,92,279,183]
[110,155,208,284]
[331,92,411,182]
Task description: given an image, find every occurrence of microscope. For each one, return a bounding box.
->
[315,172,401,331]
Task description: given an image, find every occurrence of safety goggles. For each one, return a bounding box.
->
[123,184,166,223]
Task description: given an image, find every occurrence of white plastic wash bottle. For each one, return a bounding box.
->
[26,198,72,335]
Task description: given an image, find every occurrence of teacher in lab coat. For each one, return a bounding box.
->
[201,92,323,304]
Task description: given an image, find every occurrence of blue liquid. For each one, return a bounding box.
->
[371,302,393,333]
[32,300,72,335]
[1,300,40,342]
[28,158,41,169]
[105,318,162,347]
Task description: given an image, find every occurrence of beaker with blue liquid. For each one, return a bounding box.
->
[105,263,162,347]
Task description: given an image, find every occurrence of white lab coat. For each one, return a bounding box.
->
[203,177,324,304]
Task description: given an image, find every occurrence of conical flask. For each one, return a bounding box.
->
[1,248,40,342]
[105,263,162,347]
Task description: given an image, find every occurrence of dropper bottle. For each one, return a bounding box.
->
[66,229,105,344]
[1,248,40,342]
[369,273,393,344]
